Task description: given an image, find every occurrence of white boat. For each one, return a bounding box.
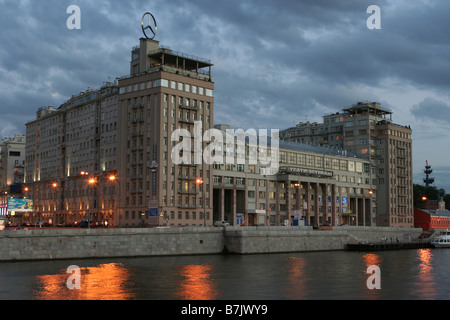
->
[431,230,450,248]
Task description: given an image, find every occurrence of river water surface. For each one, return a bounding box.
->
[0,248,449,300]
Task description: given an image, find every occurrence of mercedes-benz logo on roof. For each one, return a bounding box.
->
[141,12,157,40]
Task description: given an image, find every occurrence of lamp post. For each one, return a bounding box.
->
[108,174,121,228]
[23,187,30,224]
[88,177,100,229]
[294,182,300,226]
[51,182,60,226]
[196,178,206,227]
[80,171,89,225]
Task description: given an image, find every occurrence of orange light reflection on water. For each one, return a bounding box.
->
[175,264,218,300]
[285,256,308,299]
[33,263,135,300]
[416,248,437,299]
[417,248,433,275]
[362,253,382,267]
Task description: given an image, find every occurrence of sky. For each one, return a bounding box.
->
[1,0,449,192]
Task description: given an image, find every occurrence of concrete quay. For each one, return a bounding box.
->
[0,226,424,262]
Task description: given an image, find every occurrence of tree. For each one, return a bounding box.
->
[444,194,450,210]
[413,184,446,209]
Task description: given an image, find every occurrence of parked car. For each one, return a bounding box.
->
[79,221,89,228]
[214,220,230,227]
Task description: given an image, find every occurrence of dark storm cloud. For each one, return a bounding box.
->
[411,97,450,123]
[1,0,449,190]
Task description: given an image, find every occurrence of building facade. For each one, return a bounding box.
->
[281,102,413,228]
[117,38,215,227]
[0,134,27,222]
[415,206,450,231]
[0,134,26,188]
[212,125,375,227]
[25,83,119,226]
[24,38,215,227]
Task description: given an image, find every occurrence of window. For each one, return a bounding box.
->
[280,151,287,163]
[345,121,354,127]
[306,155,314,167]
[325,158,332,169]
[332,159,340,170]
[298,154,306,166]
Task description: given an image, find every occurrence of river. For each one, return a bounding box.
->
[0,248,449,301]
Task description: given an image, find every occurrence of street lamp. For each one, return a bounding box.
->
[196,178,206,227]
[294,182,300,226]
[51,182,60,225]
[87,177,98,230]
[108,174,121,228]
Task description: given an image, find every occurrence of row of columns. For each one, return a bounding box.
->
[215,176,373,227]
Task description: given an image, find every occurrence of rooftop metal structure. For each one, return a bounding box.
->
[343,101,393,118]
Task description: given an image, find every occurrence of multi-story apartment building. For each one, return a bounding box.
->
[117,38,214,227]
[280,113,345,148]
[24,38,215,227]
[0,134,26,187]
[24,83,119,226]
[0,134,26,220]
[212,125,375,227]
[280,102,413,228]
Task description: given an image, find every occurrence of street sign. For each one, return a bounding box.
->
[149,208,158,217]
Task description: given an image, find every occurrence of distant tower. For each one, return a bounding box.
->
[423,160,434,188]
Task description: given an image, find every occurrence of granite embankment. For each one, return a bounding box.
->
[0,226,424,261]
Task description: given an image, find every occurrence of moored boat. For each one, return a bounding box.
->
[431,230,450,248]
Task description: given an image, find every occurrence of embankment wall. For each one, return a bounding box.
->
[0,226,424,261]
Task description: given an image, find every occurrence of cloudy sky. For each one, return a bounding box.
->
[1,0,449,192]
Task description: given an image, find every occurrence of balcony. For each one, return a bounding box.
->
[178,190,198,195]
[179,118,195,125]
[177,204,198,209]
[178,175,196,181]
[179,104,198,111]
[132,103,144,109]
